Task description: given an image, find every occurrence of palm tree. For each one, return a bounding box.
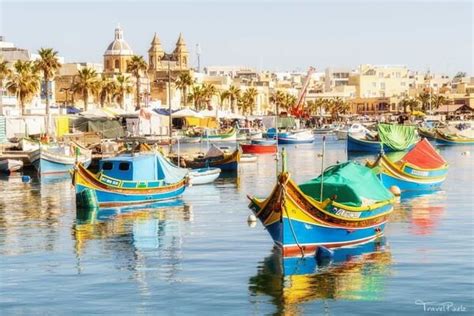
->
[416,92,431,112]
[99,77,118,107]
[127,55,147,110]
[175,72,193,107]
[72,67,99,111]
[431,95,446,109]
[270,90,285,115]
[188,85,205,110]
[6,60,41,115]
[36,48,61,120]
[0,59,12,114]
[219,90,230,113]
[281,93,297,111]
[202,83,217,109]
[115,74,132,109]
[226,85,241,114]
[242,88,258,115]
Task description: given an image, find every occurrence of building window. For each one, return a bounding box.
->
[106,60,111,69]
[115,60,120,69]
[401,82,406,86]
[380,82,386,89]
[372,82,376,88]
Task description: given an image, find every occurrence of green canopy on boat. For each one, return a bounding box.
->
[377,124,418,151]
[299,162,393,207]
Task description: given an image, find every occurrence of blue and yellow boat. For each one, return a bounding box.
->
[435,130,474,145]
[248,160,394,257]
[73,152,188,208]
[367,138,449,190]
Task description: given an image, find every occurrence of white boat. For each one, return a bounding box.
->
[335,123,367,140]
[0,159,24,173]
[188,167,221,185]
[34,142,92,175]
[240,154,257,163]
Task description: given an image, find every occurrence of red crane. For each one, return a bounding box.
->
[289,66,315,118]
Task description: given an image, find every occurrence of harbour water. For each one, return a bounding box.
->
[0,137,473,315]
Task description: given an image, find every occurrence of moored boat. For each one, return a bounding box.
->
[240,139,277,154]
[73,152,188,208]
[171,144,240,171]
[367,138,449,190]
[278,130,314,144]
[0,159,23,174]
[335,123,366,140]
[435,130,474,145]
[188,167,221,185]
[347,124,419,153]
[202,128,237,142]
[34,142,92,175]
[248,159,394,257]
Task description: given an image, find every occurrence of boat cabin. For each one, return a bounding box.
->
[99,154,163,181]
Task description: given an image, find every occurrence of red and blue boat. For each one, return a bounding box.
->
[73,152,188,208]
[367,138,449,190]
[248,159,394,257]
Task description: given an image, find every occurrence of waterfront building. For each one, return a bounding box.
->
[103,25,134,75]
[324,68,351,92]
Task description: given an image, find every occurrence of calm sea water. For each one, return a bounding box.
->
[1,137,473,315]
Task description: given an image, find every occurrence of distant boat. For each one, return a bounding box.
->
[202,128,237,142]
[0,159,23,174]
[335,123,366,140]
[73,152,188,208]
[313,124,335,135]
[278,130,314,144]
[34,142,92,175]
[240,140,277,154]
[240,154,257,163]
[435,130,474,145]
[347,124,419,153]
[171,144,240,171]
[188,167,221,185]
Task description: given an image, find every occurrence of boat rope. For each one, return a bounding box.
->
[280,182,305,258]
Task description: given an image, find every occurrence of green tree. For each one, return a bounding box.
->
[115,74,132,109]
[72,67,99,111]
[36,48,61,121]
[175,72,193,107]
[269,90,286,114]
[6,60,41,115]
[416,92,431,112]
[431,95,446,109]
[127,55,147,110]
[202,83,217,109]
[188,85,205,110]
[241,87,258,115]
[0,59,12,113]
[226,85,241,113]
[99,76,118,107]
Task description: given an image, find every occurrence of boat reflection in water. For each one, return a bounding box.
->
[249,239,392,314]
[73,200,192,289]
[394,189,446,235]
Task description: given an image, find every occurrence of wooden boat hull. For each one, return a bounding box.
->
[248,173,393,257]
[240,143,277,154]
[367,155,448,190]
[435,132,474,145]
[188,167,220,185]
[74,163,186,207]
[180,150,240,171]
[202,128,237,142]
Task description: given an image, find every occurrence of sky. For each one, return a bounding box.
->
[0,0,472,75]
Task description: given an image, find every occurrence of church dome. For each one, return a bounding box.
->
[104,25,133,56]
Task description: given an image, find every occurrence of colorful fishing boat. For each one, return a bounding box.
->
[367,138,449,190]
[435,130,474,145]
[347,124,419,152]
[172,144,240,171]
[35,142,92,175]
[201,128,237,142]
[0,159,23,174]
[248,156,394,257]
[278,130,314,144]
[73,152,188,208]
[188,167,221,185]
[417,127,438,140]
